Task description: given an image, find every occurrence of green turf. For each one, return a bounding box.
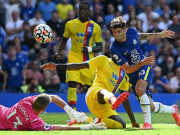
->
[0,113,179,135]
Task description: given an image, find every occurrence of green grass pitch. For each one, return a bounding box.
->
[0,113,179,135]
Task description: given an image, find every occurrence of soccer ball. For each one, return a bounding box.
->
[33,24,52,44]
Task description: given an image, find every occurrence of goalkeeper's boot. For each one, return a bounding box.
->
[172,105,180,126]
[68,119,81,126]
[141,123,153,130]
[111,92,129,110]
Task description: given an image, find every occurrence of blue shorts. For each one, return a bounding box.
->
[128,65,153,100]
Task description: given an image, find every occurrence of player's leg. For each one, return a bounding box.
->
[135,80,152,128]
[149,96,180,126]
[66,70,81,110]
[67,81,78,110]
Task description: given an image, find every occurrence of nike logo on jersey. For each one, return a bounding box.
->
[124,51,128,55]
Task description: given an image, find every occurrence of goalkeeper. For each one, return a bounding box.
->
[40,55,155,128]
[0,93,106,131]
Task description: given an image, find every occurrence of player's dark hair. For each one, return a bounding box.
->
[79,1,90,8]
[110,16,126,29]
[32,93,50,111]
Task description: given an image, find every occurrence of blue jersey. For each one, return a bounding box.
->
[110,27,144,66]
[110,27,153,99]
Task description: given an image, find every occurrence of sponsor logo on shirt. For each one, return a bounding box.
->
[44,124,51,130]
[113,54,118,60]
[76,32,85,37]
[133,39,137,45]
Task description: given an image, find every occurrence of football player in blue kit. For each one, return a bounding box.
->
[110,16,180,129]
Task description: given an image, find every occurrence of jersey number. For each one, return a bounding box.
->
[7,109,23,129]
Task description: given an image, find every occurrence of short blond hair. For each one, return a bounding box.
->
[110,16,126,29]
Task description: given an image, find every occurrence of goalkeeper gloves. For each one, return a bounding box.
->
[80,118,107,130]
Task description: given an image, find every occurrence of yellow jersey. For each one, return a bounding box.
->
[64,18,102,63]
[87,55,129,94]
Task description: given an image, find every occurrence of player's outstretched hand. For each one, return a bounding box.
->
[132,121,140,128]
[54,52,61,60]
[80,118,107,130]
[142,56,155,66]
[160,29,175,38]
[82,47,88,54]
[40,62,56,71]
[70,111,86,123]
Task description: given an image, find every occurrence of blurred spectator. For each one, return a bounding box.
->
[92,3,104,22]
[160,55,176,80]
[137,5,160,32]
[122,5,135,22]
[168,15,180,44]
[96,16,107,33]
[56,49,67,83]
[141,39,158,57]
[48,75,61,93]
[158,13,172,30]
[169,0,180,15]
[127,9,142,32]
[4,0,20,23]
[41,70,52,92]
[0,25,6,50]
[38,0,56,21]
[47,10,62,38]
[3,46,25,93]
[122,0,137,14]
[155,0,166,16]
[25,60,43,84]
[28,10,46,27]
[148,19,162,33]
[5,10,24,43]
[60,10,75,36]
[104,3,115,24]
[22,21,35,48]
[29,42,41,60]
[169,67,180,93]
[0,53,7,92]
[56,0,74,21]
[103,29,114,43]
[21,0,36,21]
[39,49,49,65]
[13,36,29,68]
[103,39,111,58]
[137,0,153,14]
[163,4,172,16]
[151,66,170,93]
[48,31,60,61]
[20,0,37,8]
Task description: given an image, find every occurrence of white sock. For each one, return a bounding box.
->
[101,90,116,105]
[139,94,151,124]
[153,102,175,114]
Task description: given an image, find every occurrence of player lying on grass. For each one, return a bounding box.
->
[0,93,106,131]
[40,55,155,129]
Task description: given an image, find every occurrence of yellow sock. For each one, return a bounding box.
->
[101,118,123,129]
[68,87,77,110]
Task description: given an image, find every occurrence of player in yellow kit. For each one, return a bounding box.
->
[41,55,155,128]
[54,1,102,109]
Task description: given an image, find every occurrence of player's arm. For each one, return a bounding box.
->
[120,91,140,128]
[55,21,70,59]
[53,118,106,130]
[82,42,102,54]
[138,29,175,40]
[40,62,89,71]
[120,56,155,74]
[54,36,69,59]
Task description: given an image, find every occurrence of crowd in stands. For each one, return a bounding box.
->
[0,0,180,94]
